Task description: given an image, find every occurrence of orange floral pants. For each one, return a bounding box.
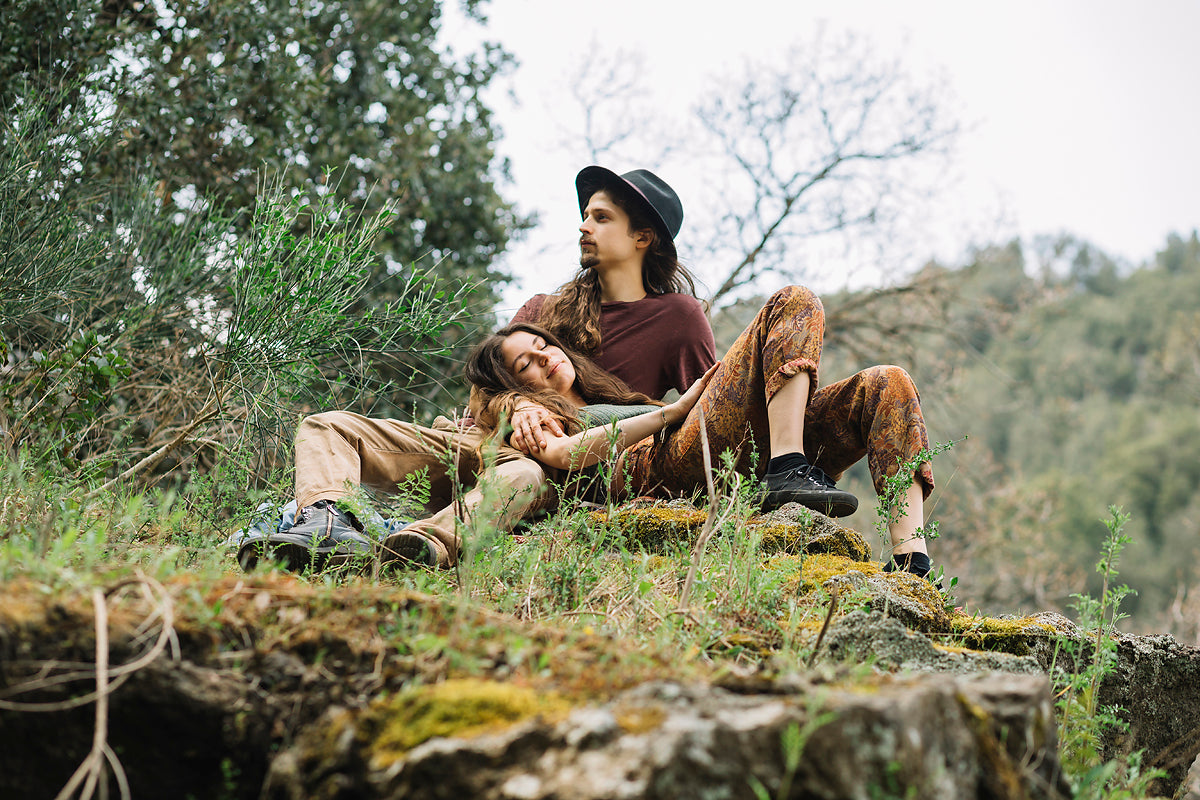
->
[619,286,935,502]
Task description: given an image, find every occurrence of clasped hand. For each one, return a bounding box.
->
[509,362,719,455]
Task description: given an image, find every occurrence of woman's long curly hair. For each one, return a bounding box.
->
[466,322,661,440]
[536,179,702,356]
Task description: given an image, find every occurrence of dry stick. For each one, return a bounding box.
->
[678,409,718,609]
[806,585,840,668]
[85,396,220,499]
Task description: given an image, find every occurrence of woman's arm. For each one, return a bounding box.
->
[516,364,718,470]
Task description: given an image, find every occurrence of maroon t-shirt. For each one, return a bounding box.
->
[512,293,717,399]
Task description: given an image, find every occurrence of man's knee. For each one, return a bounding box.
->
[297,410,356,437]
[772,285,823,315]
[872,365,919,396]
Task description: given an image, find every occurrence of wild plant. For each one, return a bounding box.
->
[3,83,475,502]
[1055,505,1166,799]
[748,693,838,800]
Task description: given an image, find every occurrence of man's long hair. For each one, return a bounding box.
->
[536,180,700,355]
[466,322,661,439]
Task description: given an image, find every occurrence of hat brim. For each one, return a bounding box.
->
[575,165,674,244]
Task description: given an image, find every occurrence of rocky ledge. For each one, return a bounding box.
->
[1,501,1198,799]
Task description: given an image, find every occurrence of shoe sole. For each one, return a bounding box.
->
[760,489,859,518]
[381,530,437,567]
[239,535,370,572]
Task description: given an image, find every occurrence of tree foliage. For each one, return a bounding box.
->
[1,0,526,414]
[0,87,471,493]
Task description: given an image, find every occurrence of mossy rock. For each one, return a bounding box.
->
[592,498,872,562]
[767,552,877,596]
[589,500,707,552]
[746,503,873,562]
[766,553,951,635]
[360,679,572,769]
[945,611,1080,657]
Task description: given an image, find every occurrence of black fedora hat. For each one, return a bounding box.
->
[575,166,683,243]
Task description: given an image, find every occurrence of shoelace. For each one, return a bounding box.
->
[296,500,333,523]
[786,464,836,489]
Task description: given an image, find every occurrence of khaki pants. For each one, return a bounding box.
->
[621,285,935,500]
[294,411,553,565]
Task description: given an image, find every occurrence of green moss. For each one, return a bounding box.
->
[754,523,811,554]
[604,506,707,552]
[946,613,1065,656]
[753,520,872,562]
[364,679,571,768]
[768,553,879,596]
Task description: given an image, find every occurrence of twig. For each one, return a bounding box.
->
[84,397,220,499]
[806,585,840,668]
[52,587,131,800]
[678,409,720,609]
[0,575,176,711]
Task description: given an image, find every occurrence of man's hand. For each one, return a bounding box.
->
[510,404,564,455]
[664,363,719,424]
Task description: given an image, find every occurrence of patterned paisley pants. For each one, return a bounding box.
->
[618,286,935,502]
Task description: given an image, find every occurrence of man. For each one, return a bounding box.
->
[512,166,715,400]
[510,166,937,578]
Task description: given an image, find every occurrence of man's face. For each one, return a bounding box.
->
[579,190,646,271]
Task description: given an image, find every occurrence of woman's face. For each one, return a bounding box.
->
[500,330,578,396]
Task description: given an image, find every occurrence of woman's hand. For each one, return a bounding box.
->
[510,403,565,454]
[663,363,719,425]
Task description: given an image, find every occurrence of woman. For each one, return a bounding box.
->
[467,322,716,489]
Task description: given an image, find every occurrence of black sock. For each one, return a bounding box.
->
[767,452,809,475]
[883,552,932,577]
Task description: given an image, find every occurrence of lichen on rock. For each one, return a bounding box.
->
[361,679,571,769]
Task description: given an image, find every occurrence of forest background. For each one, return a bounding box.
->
[1,0,1198,642]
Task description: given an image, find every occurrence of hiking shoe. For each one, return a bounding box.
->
[240,500,372,572]
[759,465,859,517]
[380,526,439,569]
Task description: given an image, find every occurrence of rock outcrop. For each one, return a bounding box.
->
[264,674,1068,800]
[2,500,1199,799]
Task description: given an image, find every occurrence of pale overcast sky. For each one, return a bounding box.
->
[447,1,1200,312]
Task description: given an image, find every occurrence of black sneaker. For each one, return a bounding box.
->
[239,500,372,572]
[759,464,859,517]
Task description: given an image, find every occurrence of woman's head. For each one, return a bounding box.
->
[467,323,582,402]
[466,322,661,434]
